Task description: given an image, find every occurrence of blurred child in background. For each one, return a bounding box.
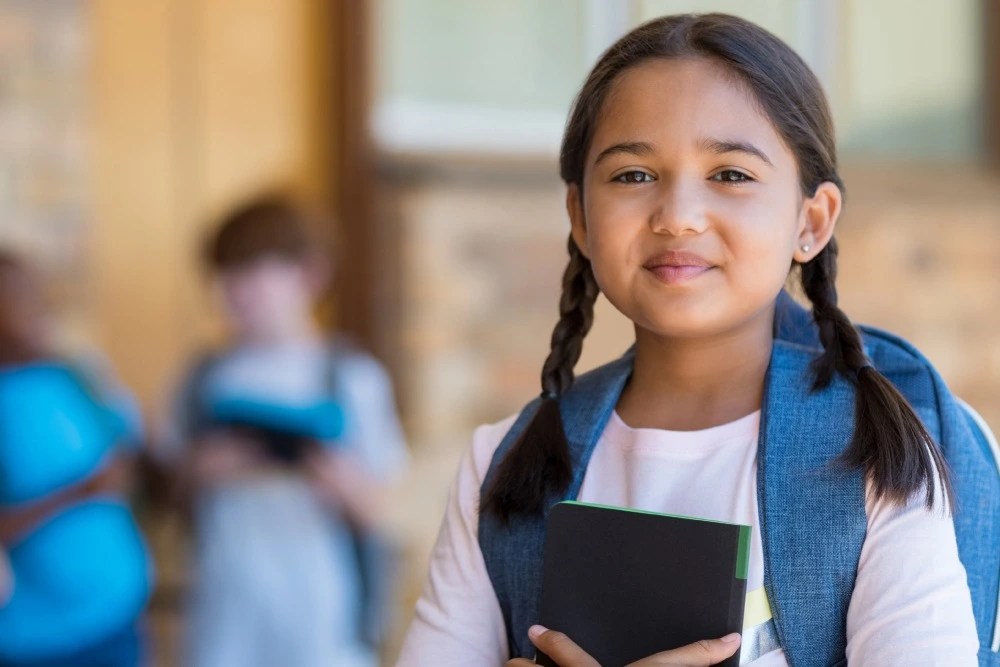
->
[158,196,408,667]
[0,251,152,667]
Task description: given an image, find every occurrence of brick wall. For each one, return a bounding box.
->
[0,1,88,336]
[386,160,1000,451]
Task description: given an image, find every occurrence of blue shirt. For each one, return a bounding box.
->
[0,361,151,663]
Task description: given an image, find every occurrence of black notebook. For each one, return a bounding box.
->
[536,501,750,667]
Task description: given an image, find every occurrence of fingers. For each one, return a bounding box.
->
[632,633,741,667]
[528,625,600,667]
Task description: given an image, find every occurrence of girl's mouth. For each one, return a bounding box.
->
[644,265,713,284]
[642,250,715,285]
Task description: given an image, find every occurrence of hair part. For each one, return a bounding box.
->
[483,13,950,522]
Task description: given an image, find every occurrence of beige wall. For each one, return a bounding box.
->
[88,0,335,410]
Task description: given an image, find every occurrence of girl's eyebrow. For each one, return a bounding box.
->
[592,138,774,168]
[699,137,774,167]
[593,141,655,165]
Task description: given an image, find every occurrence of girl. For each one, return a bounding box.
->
[396,13,987,667]
[0,251,152,666]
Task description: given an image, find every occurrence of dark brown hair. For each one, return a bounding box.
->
[483,13,951,522]
[203,195,314,271]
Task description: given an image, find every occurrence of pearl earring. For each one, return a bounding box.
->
[801,244,811,253]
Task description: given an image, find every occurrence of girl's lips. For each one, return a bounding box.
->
[642,250,715,284]
[645,265,713,284]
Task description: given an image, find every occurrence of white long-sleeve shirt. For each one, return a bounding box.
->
[397,409,978,666]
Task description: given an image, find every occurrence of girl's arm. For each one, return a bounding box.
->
[0,454,131,544]
[0,490,78,543]
[395,416,517,666]
[305,447,382,529]
[845,468,979,664]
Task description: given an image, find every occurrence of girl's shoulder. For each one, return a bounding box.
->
[778,291,943,381]
[466,413,521,486]
[856,323,958,432]
[857,323,944,378]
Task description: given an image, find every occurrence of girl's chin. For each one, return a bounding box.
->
[634,308,747,340]
[639,305,778,341]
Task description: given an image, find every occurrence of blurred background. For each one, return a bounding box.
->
[0,0,998,665]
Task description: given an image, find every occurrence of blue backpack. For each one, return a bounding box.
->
[772,291,1000,664]
[0,361,152,663]
[479,291,1000,666]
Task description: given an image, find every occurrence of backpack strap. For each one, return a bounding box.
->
[758,340,865,666]
[323,337,397,650]
[777,297,1000,663]
[957,398,1000,654]
[323,337,360,442]
[478,352,635,659]
[175,351,222,442]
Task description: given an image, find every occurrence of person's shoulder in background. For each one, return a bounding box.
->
[327,337,410,480]
[59,350,144,447]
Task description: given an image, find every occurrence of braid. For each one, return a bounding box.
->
[541,237,601,397]
[799,238,869,389]
[800,241,953,510]
[482,235,600,522]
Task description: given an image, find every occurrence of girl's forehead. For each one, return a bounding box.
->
[589,57,792,166]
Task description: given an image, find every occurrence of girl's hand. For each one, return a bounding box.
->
[304,449,380,529]
[190,431,265,484]
[506,625,741,667]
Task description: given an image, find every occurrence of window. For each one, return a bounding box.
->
[374,0,982,160]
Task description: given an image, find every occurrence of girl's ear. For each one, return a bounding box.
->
[566,184,590,259]
[795,181,842,263]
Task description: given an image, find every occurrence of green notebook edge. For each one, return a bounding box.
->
[736,524,751,580]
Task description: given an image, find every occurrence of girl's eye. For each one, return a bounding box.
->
[613,170,654,184]
[711,169,754,185]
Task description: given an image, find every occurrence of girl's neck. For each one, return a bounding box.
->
[615,310,774,432]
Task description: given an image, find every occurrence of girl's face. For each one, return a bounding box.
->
[0,263,50,359]
[569,57,839,341]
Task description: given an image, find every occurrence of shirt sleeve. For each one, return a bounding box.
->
[335,353,409,481]
[845,467,980,665]
[395,416,517,667]
[70,354,145,448]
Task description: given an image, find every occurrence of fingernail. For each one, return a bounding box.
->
[529,625,548,639]
[722,632,741,643]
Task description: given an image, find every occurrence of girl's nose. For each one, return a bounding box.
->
[648,182,708,236]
